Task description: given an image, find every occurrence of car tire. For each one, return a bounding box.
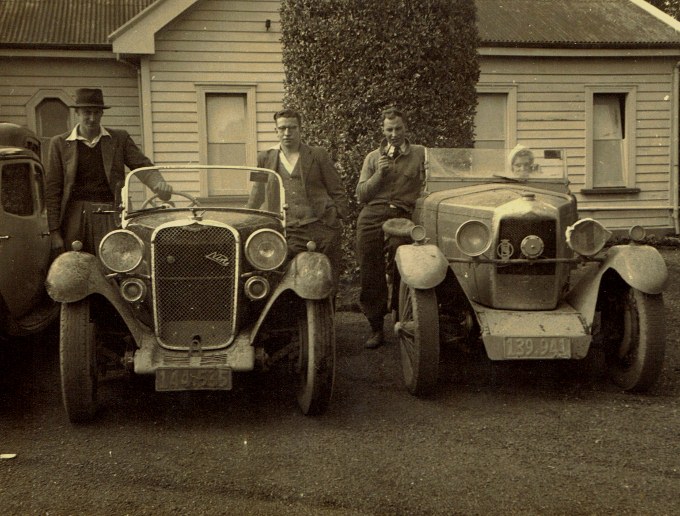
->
[603,287,665,392]
[396,281,439,396]
[296,298,335,416]
[60,298,98,423]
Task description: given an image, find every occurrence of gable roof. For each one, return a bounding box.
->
[0,0,156,49]
[476,0,680,48]
[1,0,680,50]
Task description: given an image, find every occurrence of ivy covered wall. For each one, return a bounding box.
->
[280,0,480,277]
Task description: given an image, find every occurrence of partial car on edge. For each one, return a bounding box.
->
[389,147,668,395]
[46,165,336,422]
[0,123,57,338]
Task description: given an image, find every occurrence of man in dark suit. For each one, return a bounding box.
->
[248,109,348,286]
[45,88,171,255]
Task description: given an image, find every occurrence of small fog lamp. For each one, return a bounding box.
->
[245,276,270,301]
[566,218,611,257]
[410,225,427,244]
[629,225,646,242]
[455,220,491,257]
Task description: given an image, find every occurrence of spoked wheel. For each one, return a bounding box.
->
[601,287,665,392]
[296,298,336,415]
[60,298,98,423]
[395,281,439,396]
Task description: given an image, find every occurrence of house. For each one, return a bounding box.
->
[2,0,680,233]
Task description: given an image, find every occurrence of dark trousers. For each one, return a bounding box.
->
[62,201,117,254]
[356,203,410,330]
[287,220,342,288]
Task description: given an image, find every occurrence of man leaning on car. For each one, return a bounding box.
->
[247,109,349,288]
[355,107,426,349]
[45,88,172,256]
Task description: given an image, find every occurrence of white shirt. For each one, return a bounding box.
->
[66,124,111,148]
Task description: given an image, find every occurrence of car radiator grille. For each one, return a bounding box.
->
[153,224,237,349]
[497,218,556,275]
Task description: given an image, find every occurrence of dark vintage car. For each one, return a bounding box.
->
[46,165,336,422]
[389,147,668,395]
[0,123,57,338]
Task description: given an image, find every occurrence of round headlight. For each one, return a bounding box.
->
[566,218,612,257]
[99,230,144,272]
[455,220,491,257]
[245,229,287,270]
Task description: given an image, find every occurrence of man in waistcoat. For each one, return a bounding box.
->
[45,88,172,255]
[356,107,426,349]
[247,109,348,287]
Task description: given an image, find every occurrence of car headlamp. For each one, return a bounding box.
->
[566,218,612,257]
[245,229,287,270]
[99,230,145,272]
[455,220,491,257]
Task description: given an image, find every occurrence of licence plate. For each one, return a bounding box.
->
[503,337,571,359]
[155,367,232,391]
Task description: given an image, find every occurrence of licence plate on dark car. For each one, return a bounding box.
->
[155,367,232,391]
[503,337,571,359]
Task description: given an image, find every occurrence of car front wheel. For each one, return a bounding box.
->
[396,281,439,396]
[60,298,98,423]
[602,287,665,392]
[296,298,335,415]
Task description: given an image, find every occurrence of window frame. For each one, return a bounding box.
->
[474,85,517,150]
[196,84,257,198]
[584,85,637,191]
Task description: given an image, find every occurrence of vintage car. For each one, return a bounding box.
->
[389,147,668,396]
[46,165,336,422]
[0,123,57,338]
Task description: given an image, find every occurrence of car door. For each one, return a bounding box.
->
[0,157,51,318]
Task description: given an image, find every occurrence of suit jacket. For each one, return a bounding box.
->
[45,127,164,231]
[249,143,348,227]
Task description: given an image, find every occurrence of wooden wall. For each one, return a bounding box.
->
[479,54,676,232]
[145,0,283,165]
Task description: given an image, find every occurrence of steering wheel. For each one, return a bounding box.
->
[140,191,200,210]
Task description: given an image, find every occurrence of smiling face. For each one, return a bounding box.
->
[75,107,104,140]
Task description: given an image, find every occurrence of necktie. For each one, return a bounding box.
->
[392,144,400,159]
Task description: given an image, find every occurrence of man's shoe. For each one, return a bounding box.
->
[364,330,384,349]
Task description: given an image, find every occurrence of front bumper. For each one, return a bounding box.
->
[132,327,255,374]
[472,300,591,360]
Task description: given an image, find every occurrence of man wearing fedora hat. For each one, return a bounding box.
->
[45,88,172,255]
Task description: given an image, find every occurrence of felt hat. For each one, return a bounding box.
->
[72,88,110,109]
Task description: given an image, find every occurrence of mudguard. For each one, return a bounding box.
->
[567,244,668,327]
[395,243,448,290]
[248,251,334,342]
[46,251,149,344]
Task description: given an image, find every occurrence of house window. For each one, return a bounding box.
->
[586,87,636,190]
[35,98,70,161]
[197,86,257,197]
[475,93,507,149]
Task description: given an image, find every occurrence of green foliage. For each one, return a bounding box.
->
[647,0,680,20]
[280,0,479,277]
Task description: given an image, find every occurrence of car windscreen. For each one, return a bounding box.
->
[426,147,567,182]
[123,166,285,217]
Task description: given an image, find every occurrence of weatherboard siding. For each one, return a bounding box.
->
[0,57,142,142]
[479,55,676,231]
[146,0,283,165]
